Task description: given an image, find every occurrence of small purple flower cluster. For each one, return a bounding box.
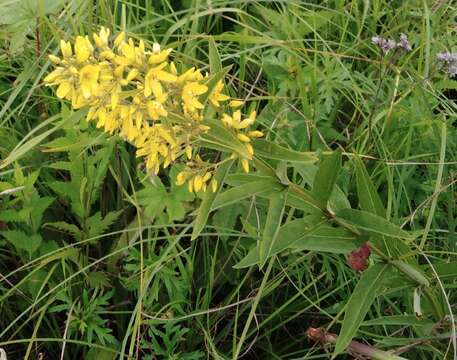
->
[436,52,457,77]
[372,33,412,54]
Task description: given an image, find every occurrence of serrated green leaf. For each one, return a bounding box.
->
[44,221,81,238]
[87,210,122,239]
[1,230,42,255]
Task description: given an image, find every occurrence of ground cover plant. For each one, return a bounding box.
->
[0,0,457,359]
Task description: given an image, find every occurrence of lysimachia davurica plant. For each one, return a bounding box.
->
[43,27,262,192]
[41,28,442,358]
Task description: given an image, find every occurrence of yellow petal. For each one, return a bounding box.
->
[60,40,72,58]
[241,159,249,173]
[156,70,177,83]
[114,32,125,48]
[75,36,91,63]
[43,68,64,83]
[194,175,203,192]
[248,130,264,138]
[126,69,139,81]
[48,54,61,64]
[185,146,192,160]
[237,133,251,143]
[210,178,218,192]
[176,171,188,186]
[237,118,255,129]
[56,81,72,98]
[229,100,243,108]
[111,91,119,110]
[148,48,172,64]
[245,143,254,156]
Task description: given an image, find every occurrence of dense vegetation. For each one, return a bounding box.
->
[0,1,456,359]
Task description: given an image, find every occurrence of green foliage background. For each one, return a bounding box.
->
[0,0,457,359]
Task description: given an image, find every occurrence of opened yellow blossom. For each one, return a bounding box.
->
[43,27,264,192]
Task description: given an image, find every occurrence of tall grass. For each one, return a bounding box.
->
[0,0,457,359]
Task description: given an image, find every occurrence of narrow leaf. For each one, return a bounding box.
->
[259,190,287,267]
[212,179,283,211]
[254,139,318,163]
[234,220,357,269]
[208,36,222,73]
[354,156,385,216]
[335,208,412,239]
[333,264,390,357]
[191,159,234,240]
[313,150,341,207]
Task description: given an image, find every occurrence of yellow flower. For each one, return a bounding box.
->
[146,100,167,120]
[79,64,100,98]
[45,27,263,193]
[113,32,125,48]
[144,64,177,98]
[48,54,61,64]
[182,82,208,112]
[74,36,93,63]
[177,67,204,83]
[93,27,110,48]
[56,81,72,99]
[248,130,264,138]
[118,39,137,65]
[229,100,243,108]
[209,80,229,107]
[148,46,172,64]
[193,175,203,192]
[241,159,250,173]
[43,67,65,84]
[185,146,192,159]
[210,178,218,192]
[60,40,72,58]
[176,171,190,186]
[237,133,251,143]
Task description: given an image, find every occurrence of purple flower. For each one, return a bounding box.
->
[372,36,397,54]
[448,64,457,77]
[437,52,457,77]
[437,52,457,64]
[397,33,412,52]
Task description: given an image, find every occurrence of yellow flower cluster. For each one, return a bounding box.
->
[44,27,263,192]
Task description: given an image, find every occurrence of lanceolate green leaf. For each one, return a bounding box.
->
[254,139,318,163]
[335,208,412,239]
[212,179,283,211]
[354,156,385,216]
[202,119,252,159]
[191,159,234,240]
[259,190,287,268]
[312,150,342,207]
[208,36,222,73]
[294,163,350,211]
[234,219,357,268]
[333,264,390,357]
